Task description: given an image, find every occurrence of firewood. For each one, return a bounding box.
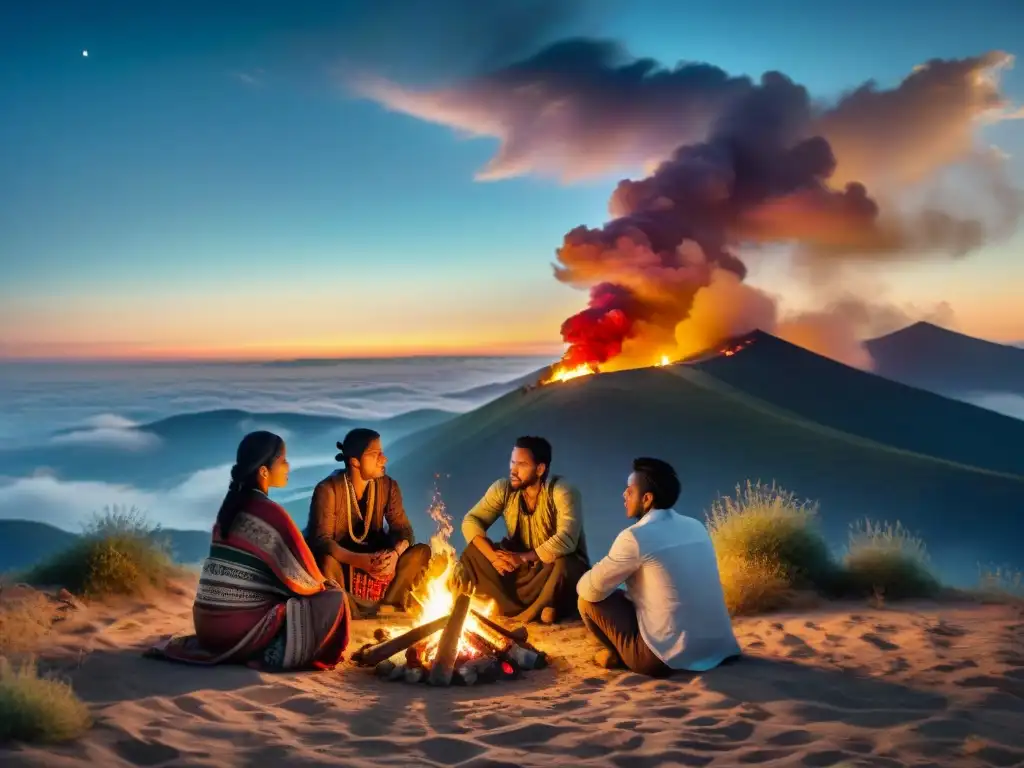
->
[465,629,506,656]
[405,646,422,668]
[375,659,396,677]
[404,665,424,684]
[373,627,391,643]
[387,663,406,681]
[465,656,500,683]
[427,593,471,686]
[470,610,529,645]
[455,664,477,685]
[357,615,449,667]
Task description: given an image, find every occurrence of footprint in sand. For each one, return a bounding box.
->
[112,736,181,767]
[767,729,816,747]
[418,735,488,765]
[801,748,856,766]
[479,722,577,748]
[278,695,331,717]
[781,633,818,659]
[860,632,900,651]
[739,747,798,763]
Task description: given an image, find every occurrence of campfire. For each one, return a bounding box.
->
[351,482,549,686]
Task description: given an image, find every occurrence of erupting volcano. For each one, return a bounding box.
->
[360,40,1023,378]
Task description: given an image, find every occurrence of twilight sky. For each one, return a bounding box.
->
[1,0,1022,361]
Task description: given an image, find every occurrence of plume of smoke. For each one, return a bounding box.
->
[355,39,1020,368]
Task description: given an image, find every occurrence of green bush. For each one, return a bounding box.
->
[0,657,91,744]
[842,519,940,600]
[27,507,176,599]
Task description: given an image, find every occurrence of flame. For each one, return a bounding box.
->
[720,340,753,357]
[658,354,671,366]
[540,361,599,385]
[409,480,497,663]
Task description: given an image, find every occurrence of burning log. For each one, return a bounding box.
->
[374,651,404,678]
[466,627,544,671]
[470,610,529,645]
[355,615,448,667]
[427,593,471,686]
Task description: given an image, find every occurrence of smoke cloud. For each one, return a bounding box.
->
[355,39,1021,369]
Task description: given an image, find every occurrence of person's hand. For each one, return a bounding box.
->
[370,549,398,579]
[352,552,376,575]
[490,550,520,575]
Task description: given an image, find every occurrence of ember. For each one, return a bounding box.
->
[351,483,549,686]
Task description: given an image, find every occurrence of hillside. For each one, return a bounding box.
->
[865,321,1024,396]
[0,520,209,574]
[692,331,1024,476]
[381,364,1024,587]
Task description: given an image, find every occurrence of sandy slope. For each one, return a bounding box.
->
[3,578,1023,768]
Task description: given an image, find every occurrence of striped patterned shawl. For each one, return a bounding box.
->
[147,492,351,670]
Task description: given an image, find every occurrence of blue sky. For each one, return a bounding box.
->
[1,0,1021,359]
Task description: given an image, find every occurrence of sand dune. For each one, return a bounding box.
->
[3,578,1022,767]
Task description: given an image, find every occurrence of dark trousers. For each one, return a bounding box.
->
[578,591,672,677]
[458,539,588,623]
[317,542,431,617]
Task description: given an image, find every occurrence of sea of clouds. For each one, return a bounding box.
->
[0,357,547,531]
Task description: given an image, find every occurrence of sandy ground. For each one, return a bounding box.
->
[2,577,1023,768]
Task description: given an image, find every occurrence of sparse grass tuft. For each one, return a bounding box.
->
[707,481,839,614]
[0,657,91,744]
[26,506,176,600]
[716,553,795,616]
[842,519,940,600]
[0,589,54,659]
[977,565,1024,601]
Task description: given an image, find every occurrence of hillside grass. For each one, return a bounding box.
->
[0,657,92,744]
[708,481,945,615]
[26,506,178,600]
[0,585,92,744]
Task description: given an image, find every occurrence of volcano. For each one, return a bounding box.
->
[691,330,1024,477]
[865,322,1024,397]
[387,336,1024,587]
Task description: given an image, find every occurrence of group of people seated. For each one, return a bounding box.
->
[149,428,741,678]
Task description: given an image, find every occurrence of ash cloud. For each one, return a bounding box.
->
[357,39,1021,369]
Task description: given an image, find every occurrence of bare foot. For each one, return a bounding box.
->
[594,649,623,669]
[540,607,556,625]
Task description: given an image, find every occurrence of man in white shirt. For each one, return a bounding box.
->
[576,457,741,676]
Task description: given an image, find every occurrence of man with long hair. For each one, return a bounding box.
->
[577,457,741,676]
[458,435,589,624]
[305,428,430,617]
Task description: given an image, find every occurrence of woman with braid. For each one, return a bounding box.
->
[147,431,352,671]
[304,428,431,618]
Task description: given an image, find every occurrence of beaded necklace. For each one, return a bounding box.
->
[343,473,376,544]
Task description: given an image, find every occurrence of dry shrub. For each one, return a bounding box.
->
[0,657,91,744]
[716,553,795,616]
[977,565,1024,602]
[708,481,838,615]
[842,519,940,600]
[0,589,55,659]
[27,507,176,599]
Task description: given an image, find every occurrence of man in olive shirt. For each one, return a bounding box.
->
[458,436,589,624]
